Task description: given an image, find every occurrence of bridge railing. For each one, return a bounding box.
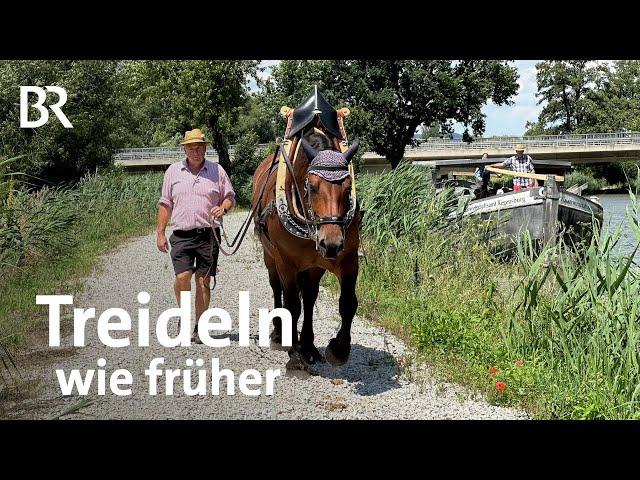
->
[412,132,640,151]
[114,144,271,162]
[114,133,640,161]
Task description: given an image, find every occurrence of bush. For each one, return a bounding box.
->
[230,132,269,207]
[0,167,163,344]
[565,169,610,191]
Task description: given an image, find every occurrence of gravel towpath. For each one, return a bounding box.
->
[10,211,527,420]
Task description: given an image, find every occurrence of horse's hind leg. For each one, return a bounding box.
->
[298,268,326,364]
[264,249,286,350]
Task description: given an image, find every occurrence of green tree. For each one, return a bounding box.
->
[421,122,441,140]
[232,93,279,144]
[122,60,259,172]
[532,60,604,134]
[265,60,519,168]
[0,61,125,183]
[581,60,640,133]
[527,61,640,186]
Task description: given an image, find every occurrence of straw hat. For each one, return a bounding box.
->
[180,128,210,145]
[515,143,526,152]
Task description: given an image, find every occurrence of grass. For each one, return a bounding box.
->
[0,166,163,346]
[342,161,640,419]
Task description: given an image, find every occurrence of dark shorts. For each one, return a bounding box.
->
[169,227,221,277]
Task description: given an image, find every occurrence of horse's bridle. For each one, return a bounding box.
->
[277,137,357,249]
[303,174,354,223]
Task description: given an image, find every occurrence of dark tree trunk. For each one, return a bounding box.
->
[386,120,421,169]
[386,150,404,169]
[207,116,232,173]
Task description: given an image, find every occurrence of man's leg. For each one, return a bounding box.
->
[174,270,192,303]
[191,228,219,342]
[174,270,192,332]
[194,272,211,327]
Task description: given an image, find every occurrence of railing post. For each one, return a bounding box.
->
[542,175,560,247]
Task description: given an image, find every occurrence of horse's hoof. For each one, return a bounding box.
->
[325,338,351,366]
[300,344,325,365]
[270,340,290,351]
[285,351,318,378]
[269,330,289,351]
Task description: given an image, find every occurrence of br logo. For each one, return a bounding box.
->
[20,86,73,128]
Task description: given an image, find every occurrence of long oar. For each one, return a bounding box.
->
[485,166,564,183]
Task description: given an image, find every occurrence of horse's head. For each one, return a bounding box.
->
[300,136,360,259]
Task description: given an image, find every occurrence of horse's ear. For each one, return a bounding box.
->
[343,137,361,162]
[300,137,319,161]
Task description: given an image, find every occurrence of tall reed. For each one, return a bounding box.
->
[0,166,163,344]
[356,163,640,418]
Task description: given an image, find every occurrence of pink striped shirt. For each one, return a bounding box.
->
[159,159,236,230]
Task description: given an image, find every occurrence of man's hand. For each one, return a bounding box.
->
[157,232,169,253]
[210,206,226,219]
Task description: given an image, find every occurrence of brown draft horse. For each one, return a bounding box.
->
[251,129,361,372]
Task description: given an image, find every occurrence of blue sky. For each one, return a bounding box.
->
[254,60,541,137]
[452,60,540,137]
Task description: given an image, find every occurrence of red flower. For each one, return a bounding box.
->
[515,359,524,367]
[496,381,506,392]
[488,366,499,376]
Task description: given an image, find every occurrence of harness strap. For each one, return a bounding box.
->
[257,200,276,226]
[210,146,280,257]
[275,138,316,239]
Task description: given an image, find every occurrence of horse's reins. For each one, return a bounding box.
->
[208,137,312,258]
[204,136,353,289]
[210,154,278,257]
[200,146,280,290]
[280,138,316,239]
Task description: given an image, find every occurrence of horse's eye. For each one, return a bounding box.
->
[309,184,318,194]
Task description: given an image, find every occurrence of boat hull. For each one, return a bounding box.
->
[450,187,603,249]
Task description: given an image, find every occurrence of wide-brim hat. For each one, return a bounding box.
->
[515,143,526,151]
[180,128,210,145]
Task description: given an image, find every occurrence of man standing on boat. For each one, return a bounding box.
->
[489,143,538,192]
[473,153,491,198]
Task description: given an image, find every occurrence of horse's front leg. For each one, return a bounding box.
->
[263,248,287,350]
[325,254,359,366]
[298,268,326,364]
[275,265,312,374]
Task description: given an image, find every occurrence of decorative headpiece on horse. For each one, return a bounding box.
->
[287,86,344,140]
[301,137,360,182]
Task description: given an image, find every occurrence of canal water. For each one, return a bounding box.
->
[597,193,639,258]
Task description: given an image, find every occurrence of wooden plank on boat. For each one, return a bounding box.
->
[566,183,588,195]
[451,171,501,179]
[485,166,564,182]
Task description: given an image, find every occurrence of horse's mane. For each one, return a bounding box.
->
[303,128,334,152]
[294,128,337,176]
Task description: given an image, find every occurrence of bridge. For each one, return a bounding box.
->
[113,132,640,173]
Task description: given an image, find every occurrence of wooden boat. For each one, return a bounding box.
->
[444,169,603,250]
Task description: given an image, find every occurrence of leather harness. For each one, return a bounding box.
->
[255,130,357,249]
